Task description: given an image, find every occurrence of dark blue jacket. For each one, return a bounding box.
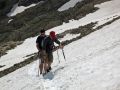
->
[36,35,60,53]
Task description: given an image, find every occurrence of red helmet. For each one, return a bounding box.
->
[50,31,56,40]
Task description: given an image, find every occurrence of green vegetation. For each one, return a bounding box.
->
[0,0,111,56]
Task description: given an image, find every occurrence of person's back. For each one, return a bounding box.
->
[43,31,62,72]
[45,36,60,53]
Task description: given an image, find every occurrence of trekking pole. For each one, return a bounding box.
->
[62,48,66,61]
[38,51,40,76]
[57,49,60,63]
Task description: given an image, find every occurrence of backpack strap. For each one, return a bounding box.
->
[41,36,48,50]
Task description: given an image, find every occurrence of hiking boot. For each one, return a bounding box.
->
[49,67,52,70]
[47,69,49,73]
[46,67,52,73]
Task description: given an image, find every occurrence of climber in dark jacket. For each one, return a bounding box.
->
[36,29,47,75]
[36,30,63,75]
[44,31,63,72]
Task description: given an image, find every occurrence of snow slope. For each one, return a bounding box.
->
[48,0,120,34]
[7,3,36,17]
[58,0,83,11]
[0,0,120,90]
[0,14,120,90]
[1,0,120,72]
[0,37,37,71]
[60,33,80,42]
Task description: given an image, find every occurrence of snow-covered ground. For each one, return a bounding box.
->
[7,3,36,17]
[60,34,80,42]
[7,1,44,17]
[0,37,38,71]
[48,0,120,34]
[58,0,83,11]
[1,0,120,72]
[0,14,120,90]
[8,19,13,23]
[0,0,120,89]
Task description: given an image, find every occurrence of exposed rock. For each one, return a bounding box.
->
[0,65,5,68]
[18,0,45,6]
[0,0,19,16]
